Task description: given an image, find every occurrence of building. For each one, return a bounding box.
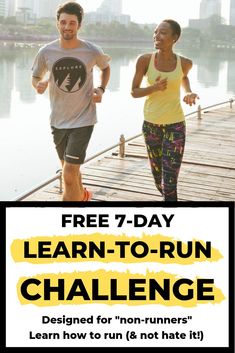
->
[85,0,130,26]
[16,0,35,23]
[230,0,235,26]
[188,18,210,30]
[97,0,122,15]
[15,0,62,23]
[34,0,62,19]
[16,0,34,11]
[6,0,16,17]
[199,0,221,20]
[16,0,61,20]
[189,0,222,29]
[0,0,5,17]
[3,0,130,24]
[0,0,18,18]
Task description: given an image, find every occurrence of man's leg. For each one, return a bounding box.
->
[62,126,94,201]
[62,162,85,201]
[51,126,94,201]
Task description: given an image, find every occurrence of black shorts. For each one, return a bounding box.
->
[51,126,94,165]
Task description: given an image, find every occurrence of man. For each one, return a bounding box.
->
[32,1,110,201]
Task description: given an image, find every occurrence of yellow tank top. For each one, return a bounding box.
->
[144,53,185,125]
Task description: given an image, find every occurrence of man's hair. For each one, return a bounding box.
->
[163,19,181,40]
[57,1,84,24]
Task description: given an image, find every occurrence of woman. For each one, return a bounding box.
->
[131,19,198,201]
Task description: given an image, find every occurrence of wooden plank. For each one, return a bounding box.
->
[22,104,235,202]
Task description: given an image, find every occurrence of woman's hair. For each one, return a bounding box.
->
[163,19,181,40]
[57,1,84,24]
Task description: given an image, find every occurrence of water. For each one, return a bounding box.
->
[0,43,235,201]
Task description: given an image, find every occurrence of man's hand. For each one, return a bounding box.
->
[183,92,199,106]
[36,80,49,94]
[93,87,104,103]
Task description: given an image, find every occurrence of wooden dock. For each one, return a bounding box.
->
[21,102,235,202]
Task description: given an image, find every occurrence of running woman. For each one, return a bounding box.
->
[131,19,199,201]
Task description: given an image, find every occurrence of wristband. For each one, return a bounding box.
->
[97,86,105,93]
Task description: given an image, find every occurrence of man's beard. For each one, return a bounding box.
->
[62,32,76,40]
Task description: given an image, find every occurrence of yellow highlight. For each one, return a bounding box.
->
[11,233,223,264]
[17,270,225,307]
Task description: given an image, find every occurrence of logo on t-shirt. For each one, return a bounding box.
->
[52,57,87,93]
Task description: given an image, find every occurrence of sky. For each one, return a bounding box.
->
[78,0,230,27]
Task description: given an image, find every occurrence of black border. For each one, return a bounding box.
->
[1,201,234,352]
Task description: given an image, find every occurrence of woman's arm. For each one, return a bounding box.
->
[181,57,199,106]
[131,54,167,98]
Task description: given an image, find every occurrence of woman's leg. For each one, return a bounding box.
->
[142,121,164,196]
[162,122,186,201]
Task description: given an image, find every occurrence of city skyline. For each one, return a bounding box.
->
[80,0,230,26]
[0,0,232,26]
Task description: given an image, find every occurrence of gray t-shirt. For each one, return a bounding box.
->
[32,39,110,129]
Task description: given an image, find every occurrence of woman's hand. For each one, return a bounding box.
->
[152,76,168,92]
[183,92,199,106]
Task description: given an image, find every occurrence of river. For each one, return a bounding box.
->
[0,42,235,200]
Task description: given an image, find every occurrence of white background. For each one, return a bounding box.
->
[6,206,229,348]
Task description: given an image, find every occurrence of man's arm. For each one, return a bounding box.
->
[93,65,110,103]
[32,76,49,95]
[99,65,110,91]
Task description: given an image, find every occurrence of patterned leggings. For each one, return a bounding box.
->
[142,120,186,201]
